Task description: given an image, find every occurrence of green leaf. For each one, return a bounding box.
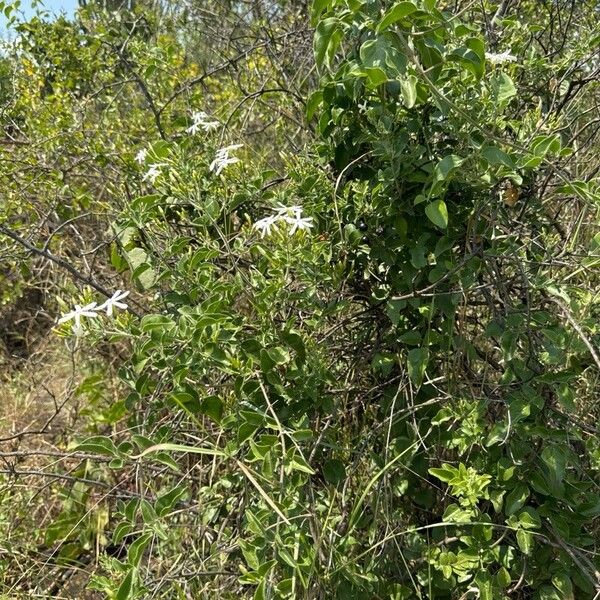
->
[268,346,291,365]
[311,0,331,24]
[482,146,515,168]
[408,347,429,385]
[449,46,484,78]
[276,579,294,596]
[132,443,226,460]
[504,483,529,515]
[201,395,224,423]
[433,154,464,182]
[323,458,346,485]
[360,38,390,85]
[153,452,182,473]
[127,247,156,290]
[474,573,494,600]
[364,66,388,86]
[465,37,485,62]
[541,446,566,482]
[169,391,200,414]
[288,453,315,475]
[399,74,418,108]
[386,299,402,326]
[314,17,341,70]
[516,529,533,554]
[360,35,407,85]
[556,179,600,202]
[556,383,576,412]
[127,533,152,568]
[532,134,561,157]
[495,567,511,588]
[281,330,306,363]
[253,578,266,600]
[429,464,457,483]
[116,568,136,600]
[149,140,170,159]
[425,200,448,228]
[443,503,474,523]
[537,585,562,600]
[398,330,421,345]
[490,71,516,103]
[518,507,541,529]
[432,407,453,426]
[140,314,176,333]
[410,244,427,268]
[377,2,417,32]
[306,89,323,120]
[552,573,574,599]
[73,436,119,457]
[489,488,504,513]
[110,242,127,272]
[155,484,188,517]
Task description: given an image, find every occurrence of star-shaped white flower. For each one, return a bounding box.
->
[253,204,314,237]
[97,289,130,317]
[209,145,243,176]
[187,110,220,134]
[135,148,148,164]
[201,120,221,132]
[253,215,279,237]
[283,214,314,234]
[143,164,165,184]
[187,122,199,135]
[486,51,517,65]
[58,302,99,332]
[275,204,303,218]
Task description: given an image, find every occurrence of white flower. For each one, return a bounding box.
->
[486,51,517,65]
[143,164,165,184]
[58,302,99,332]
[97,289,130,317]
[275,203,303,218]
[201,120,221,132]
[283,214,314,234]
[187,122,200,135]
[135,148,148,164]
[209,145,243,176]
[253,215,279,237]
[210,154,239,175]
[187,110,220,134]
[253,204,314,237]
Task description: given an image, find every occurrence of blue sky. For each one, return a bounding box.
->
[0,0,77,36]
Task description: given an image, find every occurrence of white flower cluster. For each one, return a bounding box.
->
[135,139,243,184]
[58,290,130,336]
[187,111,220,134]
[135,148,148,164]
[253,204,314,238]
[134,147,165,184]
[142,163,168,184]
[486,51,517,65]
[210,144,243,176]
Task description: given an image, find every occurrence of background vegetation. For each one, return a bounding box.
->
[0,0,599,598]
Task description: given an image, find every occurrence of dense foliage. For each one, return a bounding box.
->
[0,0,599,598]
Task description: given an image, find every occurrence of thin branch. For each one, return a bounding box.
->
[0,224,140,317]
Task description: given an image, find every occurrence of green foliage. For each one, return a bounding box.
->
[1,0,599,598]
